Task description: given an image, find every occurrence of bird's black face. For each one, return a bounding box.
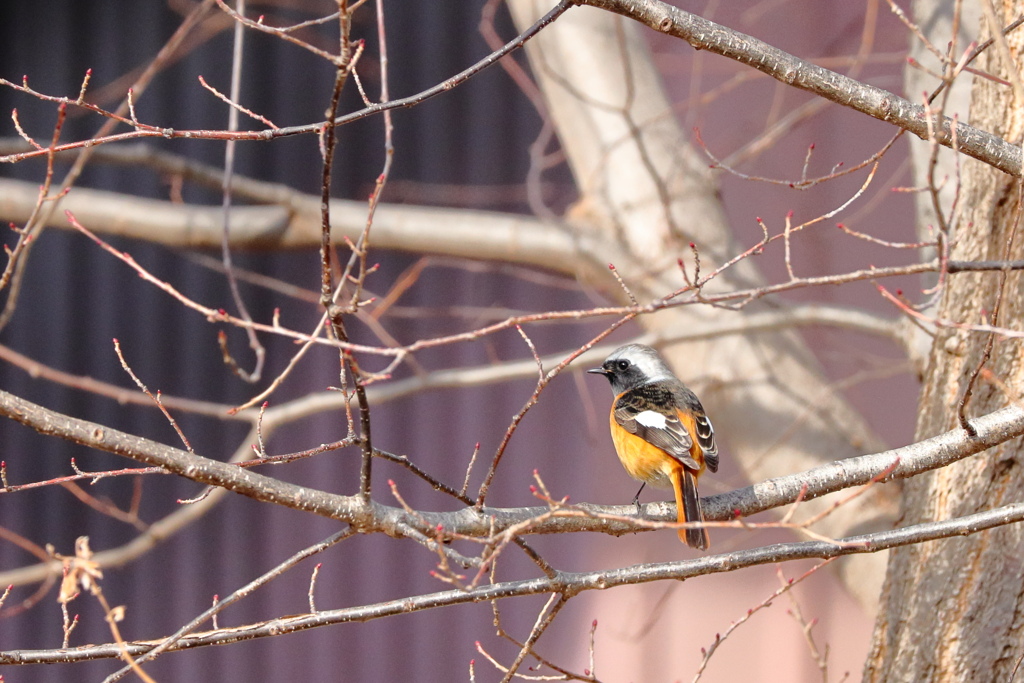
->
[587,356,643,394]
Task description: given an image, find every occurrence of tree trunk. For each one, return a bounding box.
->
[865,3,1024,678]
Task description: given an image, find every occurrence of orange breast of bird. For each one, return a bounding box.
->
[608,406,706,488]
[609,410,675,489]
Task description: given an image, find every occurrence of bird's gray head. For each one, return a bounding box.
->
[587,343,674,394]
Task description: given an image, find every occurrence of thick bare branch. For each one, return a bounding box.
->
[0,177,599,279]
[578,0,1022,176]
[2,387,1022,540]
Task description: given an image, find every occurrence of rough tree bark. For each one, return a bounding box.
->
[866,2,1024,679]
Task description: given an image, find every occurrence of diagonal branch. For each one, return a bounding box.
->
[579,0,1023,177]
[1,386,1022,540]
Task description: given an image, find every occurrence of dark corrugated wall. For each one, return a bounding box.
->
[0,2,602,680]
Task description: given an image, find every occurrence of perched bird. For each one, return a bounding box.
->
[588,343,719,550]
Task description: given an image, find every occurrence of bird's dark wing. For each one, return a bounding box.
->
[613,387,701,471]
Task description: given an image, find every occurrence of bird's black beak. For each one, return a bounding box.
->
[587,367,607,376]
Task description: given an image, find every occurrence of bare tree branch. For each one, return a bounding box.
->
[0,177,598,278]
[2,386,1022,541]
[578,0,1023,177]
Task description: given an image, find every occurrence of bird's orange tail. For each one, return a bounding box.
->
[670,467,709,550]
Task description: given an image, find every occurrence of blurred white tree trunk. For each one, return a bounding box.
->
[507,0,897,612]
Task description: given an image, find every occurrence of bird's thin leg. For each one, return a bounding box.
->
[631,483,646,516]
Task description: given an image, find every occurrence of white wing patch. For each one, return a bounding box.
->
[634,410,667,429]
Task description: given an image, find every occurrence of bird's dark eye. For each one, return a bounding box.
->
[616,359,630,371]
